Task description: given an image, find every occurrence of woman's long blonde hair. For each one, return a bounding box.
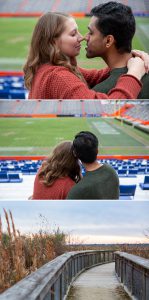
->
[38,141,81,186]
[23,12,86,90]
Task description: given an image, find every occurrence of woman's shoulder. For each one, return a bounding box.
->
[57,176,76,189]
[37,64,71,74]
[36,64,75,84]
[58,176,75,184]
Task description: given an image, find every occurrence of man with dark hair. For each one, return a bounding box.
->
[67,131,119,199]
[85,1,149,98]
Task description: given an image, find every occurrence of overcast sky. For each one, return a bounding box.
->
[0,201,149,244]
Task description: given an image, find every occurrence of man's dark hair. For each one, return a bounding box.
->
[73,131,98,163]
[91,1,136,53]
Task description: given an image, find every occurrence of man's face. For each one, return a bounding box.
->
[85,16,107,58]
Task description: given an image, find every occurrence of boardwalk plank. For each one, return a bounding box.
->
[67,262,131,300]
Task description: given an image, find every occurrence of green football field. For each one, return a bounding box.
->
[0,16,149,70]
[0,117,149,155]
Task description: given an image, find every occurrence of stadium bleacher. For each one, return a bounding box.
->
[0,158,149,200]
[128,0,146,13]
[0,100,149,133]
[0,0,148,15]
[123,104,149,122]
[61,100,82,116]
[36,100,59,114]
[0,75,27,99]
[0,99,142,116]
[115,102,149,134]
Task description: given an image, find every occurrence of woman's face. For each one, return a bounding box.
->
[56,18,83,58]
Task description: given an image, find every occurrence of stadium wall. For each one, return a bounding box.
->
[0,12,149,18]
[0,71,23,76]
[0,12,85,18]
[0,114,58,118]
[0,155,149,161]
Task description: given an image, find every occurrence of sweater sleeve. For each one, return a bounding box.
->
[79,67,110,87]
[49,68,142,99]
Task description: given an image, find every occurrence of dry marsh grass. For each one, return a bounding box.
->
[0,209,66,293]
[67,243,149,259]
[0,210,149,294]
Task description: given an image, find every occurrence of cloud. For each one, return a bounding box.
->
[0,201,149,243]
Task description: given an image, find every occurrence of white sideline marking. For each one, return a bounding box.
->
[93,121,120,135]
[139,24,149,39]
[0,58,25,65]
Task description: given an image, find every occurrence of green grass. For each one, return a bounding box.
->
[0,16,149,70]
[0,117,148,155]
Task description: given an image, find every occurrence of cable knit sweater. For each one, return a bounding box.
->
[32,174,75,200]
[28,64,142,100]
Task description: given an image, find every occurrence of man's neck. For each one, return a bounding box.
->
[83,160,102,172]
[103,52,132,70]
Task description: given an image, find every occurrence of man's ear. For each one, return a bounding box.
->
[105,35,115,48]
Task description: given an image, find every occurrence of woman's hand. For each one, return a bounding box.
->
[131,49,149,73]
[127,56,146,81]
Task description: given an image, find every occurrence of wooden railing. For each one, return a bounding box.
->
[0,250,114,300]
[115,251,149,300]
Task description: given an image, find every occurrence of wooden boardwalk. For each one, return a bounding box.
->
[67,262,131,300]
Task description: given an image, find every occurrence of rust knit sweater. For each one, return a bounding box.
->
[28,64,142,100]
[32,174,75,200]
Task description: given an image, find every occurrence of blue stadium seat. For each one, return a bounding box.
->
[113,166,118,171]
[21,168,30,175]
[8,173,23,183]
[138,167,146,174]
[0,86,10,98]
[121,165,127,169]
[13,166,21,172]
[1,166,10,172]
[9,89,26,99]
[29,167,38,174]
[0,172,9,182]
[118,169,127,176]
[119,184,136,200]
[139,176,149,190]
[128,165,134,169]
[127,169,138,177]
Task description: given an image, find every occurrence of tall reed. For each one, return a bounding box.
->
[0,209,66,293]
